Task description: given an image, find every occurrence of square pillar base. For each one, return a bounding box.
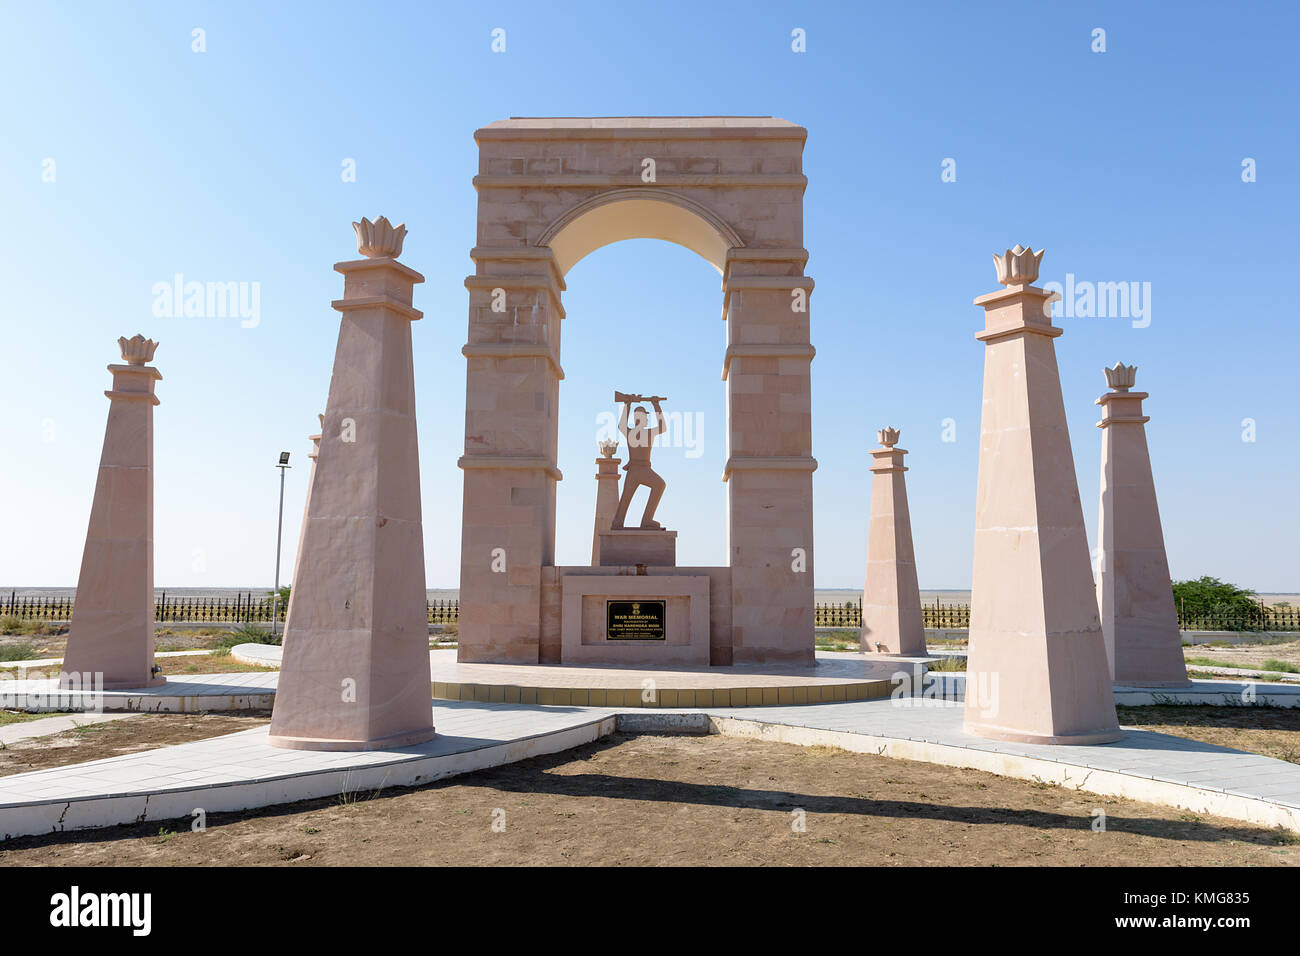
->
[597,529,677,567]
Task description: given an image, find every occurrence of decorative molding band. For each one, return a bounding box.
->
[459,455,563,481]
[1096,391,1150,405]
[473,174,807,190]
[107,364,162,381]
[103,391,160,405]
[468,247,566,291]
[722,247,810,288]
[722,455,818,481]
[722,275,816,293]
[333,257,426,284]
[721,344,816,381]
[475,125,808,144]
[462,343,565,380]
[973,322,1063,344]
[331,296,423,321]
[1096,415,1151,428]
[464,274,566,319]
[725,247,809,264]
[721,276,814,322]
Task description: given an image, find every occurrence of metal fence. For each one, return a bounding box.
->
[1,593,462,626]
[816,602,971,629]
[3,592,1297,632]
[813,601,1300,632]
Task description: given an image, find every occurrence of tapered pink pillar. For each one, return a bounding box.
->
[60,335,165,689]
[963,246,1121,745]
[860,428,925,655]
[591,440,621,564]
[1095,364,1190,687]
[269,217,435,751]
[281,414,322,636]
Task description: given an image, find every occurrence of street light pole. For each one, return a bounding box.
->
[272,452,291,637]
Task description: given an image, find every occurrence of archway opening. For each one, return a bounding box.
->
[553,237,727,567]
[542,190,740,278]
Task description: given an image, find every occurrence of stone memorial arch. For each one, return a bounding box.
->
[458,117,816,666]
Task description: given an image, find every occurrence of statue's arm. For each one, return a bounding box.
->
[618,402,630,436]
[650,400,667,438]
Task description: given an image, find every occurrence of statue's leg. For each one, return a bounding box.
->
[640,471,666,528]
[611,477,642,529]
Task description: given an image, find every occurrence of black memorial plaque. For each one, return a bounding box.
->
[606,600,667,640]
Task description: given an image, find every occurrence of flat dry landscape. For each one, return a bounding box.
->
[1,719,1296,867]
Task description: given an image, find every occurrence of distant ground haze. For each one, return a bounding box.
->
[5,587,1299,606]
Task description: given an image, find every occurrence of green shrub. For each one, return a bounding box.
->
[214,623,282,649]
[0,642,37,662]
[1260,659,1300,674]
[1172,576,1266,630]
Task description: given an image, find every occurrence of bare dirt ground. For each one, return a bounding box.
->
[152,653,275,677]
[1117,705,1300,764]
[0,713,269,777]
[1182,638,1300,671]
[1,731,1295,866]
[0,626,240,660]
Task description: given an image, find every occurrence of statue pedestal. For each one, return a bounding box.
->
[597,529,677,567]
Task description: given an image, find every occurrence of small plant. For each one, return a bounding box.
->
[0,615,22,634]
[213,623,281,649]
[0,642,37,662]
[1260,659,1300,674]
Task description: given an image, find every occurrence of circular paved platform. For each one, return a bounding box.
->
[428,649,925,708]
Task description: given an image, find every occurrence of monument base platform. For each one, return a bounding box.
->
[597,528,676,567]
[431,649,926,708]
[961,720,1125,746]
[267,724,437,752]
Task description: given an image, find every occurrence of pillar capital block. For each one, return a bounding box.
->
[973,284,1062,343]
[334,256,425,313]
[1096,390,1151,427]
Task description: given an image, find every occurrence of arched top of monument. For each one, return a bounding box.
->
[470,114,808,276]
[539,188,742,276]
[475,116,807,141]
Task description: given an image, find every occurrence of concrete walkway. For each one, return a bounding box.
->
[0,649,214,671]
[0,713,137,746]
[2,692,1298,841]
[0,671,278,713]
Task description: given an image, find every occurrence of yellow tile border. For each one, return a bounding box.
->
[428,677,898,708]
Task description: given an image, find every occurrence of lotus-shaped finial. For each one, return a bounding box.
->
[118,334,159,365]
[1104,362,1137,391]
[992,244,1045,286]
[352,216,408,258]
[598,438,619,458]
[877,426,901,447]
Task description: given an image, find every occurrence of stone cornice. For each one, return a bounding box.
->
[333,257,425,284]
[722,455,818,482]
[721,344,816,381]
[465,274,567,320]
[461,343,564,380]
[331,295,423,322]
[473,174,807,191]
[458,455,563,481]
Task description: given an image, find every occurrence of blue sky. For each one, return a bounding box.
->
[1,1,1296,592]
